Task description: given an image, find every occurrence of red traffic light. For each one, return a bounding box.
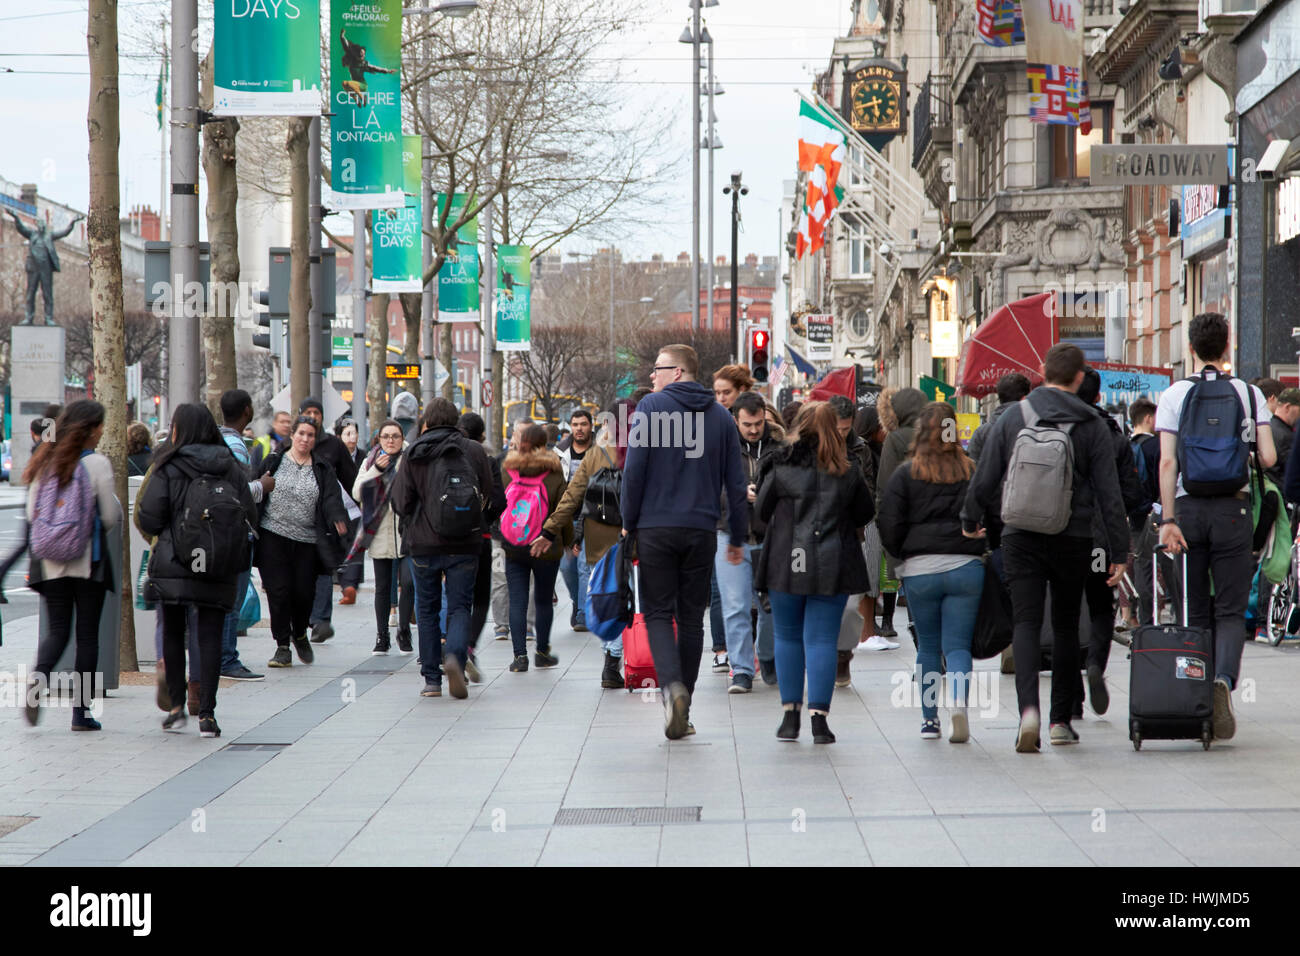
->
[153,395,161,406]
[749,328,770,384]
[751,329,769,351]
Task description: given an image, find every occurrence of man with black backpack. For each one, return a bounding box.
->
[391,398,497,700]
[1156,312,1275,741]
[962,343,1129,753]
[1128,397,1182,628]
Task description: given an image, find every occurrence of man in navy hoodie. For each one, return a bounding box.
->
[623,344,748,739]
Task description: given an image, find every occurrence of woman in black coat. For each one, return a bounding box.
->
[136,404,258,738]
[256,415,350,669]
[754,401,875,745]
[877,402,985,744]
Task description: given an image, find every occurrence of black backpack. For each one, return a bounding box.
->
[173,472,250,580]
[425,440,483,538]
[582,466,623,527]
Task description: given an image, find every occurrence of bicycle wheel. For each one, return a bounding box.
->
[1267,574,1296,646]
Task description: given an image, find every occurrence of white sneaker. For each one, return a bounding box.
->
[861,635,900,651]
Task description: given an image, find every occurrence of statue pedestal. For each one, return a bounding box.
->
[10,325,66,486]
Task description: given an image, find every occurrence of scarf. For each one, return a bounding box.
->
[345,445,402,562]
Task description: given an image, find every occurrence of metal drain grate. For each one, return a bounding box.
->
[347,668,403,675]
[554,806,702,827]
[222,743,291,752]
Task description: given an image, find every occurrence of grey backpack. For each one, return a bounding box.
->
[1000,397,1076,535]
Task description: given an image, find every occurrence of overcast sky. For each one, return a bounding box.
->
[1,0,852,263]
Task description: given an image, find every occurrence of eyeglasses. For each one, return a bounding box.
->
[653,365,679,373]
[379,432,402,442]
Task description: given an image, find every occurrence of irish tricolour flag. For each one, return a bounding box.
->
[796,98,847,259]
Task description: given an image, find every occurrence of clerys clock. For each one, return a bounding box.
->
[842,59,907,151]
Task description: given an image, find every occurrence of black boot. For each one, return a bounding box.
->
[776,707,800,740]
[811,713,836,744]
[601,651,624,688]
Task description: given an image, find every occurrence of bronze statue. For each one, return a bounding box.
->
[7,210,82,326]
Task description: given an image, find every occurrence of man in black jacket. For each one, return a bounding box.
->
[391,398,498,700]
[968,373,1031,463]
[298,398,361,643]
[962,344,1129,753]
[1069,369,1144,718]
[458,411,507,680]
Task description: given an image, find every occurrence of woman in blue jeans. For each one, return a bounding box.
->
[877,401,985,742]
[754,402,874,744]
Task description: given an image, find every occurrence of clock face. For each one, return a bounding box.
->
[852,78,900,128]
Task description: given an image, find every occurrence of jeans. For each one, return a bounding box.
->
[505,554,561,656]
[714,531,773,677]
[1178,495,1253,689]
[373,557,413,636]
[35,578,106,721]
[259,530,317,646]
[769,590,848,712]
[903,562,983,721]
[311,573,332,626]
[560,550,587,621]
[1003,532,1091,724]
[709,568,726,652]
[220,567,251,672]
[162,603,223,718]
[154,605,200,680]
[470,536,493,649]
[579,550,621,657]
[491,540,534,635]
[637,527,716,695]
[410,552,478,685]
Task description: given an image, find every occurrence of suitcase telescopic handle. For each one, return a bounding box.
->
[1153,543,1189,627]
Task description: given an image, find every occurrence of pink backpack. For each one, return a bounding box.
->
[501,470,549,546]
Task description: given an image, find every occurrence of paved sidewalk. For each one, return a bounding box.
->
[3,584,1300,866]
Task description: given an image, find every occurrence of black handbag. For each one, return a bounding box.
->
[971,550,1013,660]
[583,467,623,527]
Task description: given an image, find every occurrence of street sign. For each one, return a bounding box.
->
[482,378,493,408]
[331,335,351,369]
[1089,145,1229,186]
[386,363,421,380]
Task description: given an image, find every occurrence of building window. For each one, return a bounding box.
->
[849,230,871,278]
[850,308,870,339]
[1051,103,1111,183]
[976,124,1004,201]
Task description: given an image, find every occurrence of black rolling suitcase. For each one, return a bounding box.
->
[1129,546,1213,751]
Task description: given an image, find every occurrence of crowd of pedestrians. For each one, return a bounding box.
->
[17,311,1291,755]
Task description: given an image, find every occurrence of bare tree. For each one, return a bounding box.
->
[62,310,167,402]
[631,328,734,390]
[88,0,136,670]
[511,324,590,424]
[199,48,240,417]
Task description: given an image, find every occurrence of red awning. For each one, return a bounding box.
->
[808,366,856,402]
[956,292,1057,398]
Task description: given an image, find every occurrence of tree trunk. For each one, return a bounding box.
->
[287,117,310,409]
[367,292,390,436]
[399,292,421,400]
[199,49,239,419]
[441,321,455,400]
[491,349,504,452]
[87,0,136,670]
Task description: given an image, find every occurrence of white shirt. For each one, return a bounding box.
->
[1154,369,1268,498]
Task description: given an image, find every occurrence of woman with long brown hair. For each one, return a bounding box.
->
[877,402,985,743]
[754,401,874,744]
[23,399,123,731]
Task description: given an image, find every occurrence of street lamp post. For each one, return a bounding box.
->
[724,170,747,362]
[704,28,716,337]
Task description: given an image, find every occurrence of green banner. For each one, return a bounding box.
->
[372,135,422,292]
[435,193,479,322]
[918,375,956,403]
[496,244,531,352]
[214,0,321,116]
[329,0,403,209]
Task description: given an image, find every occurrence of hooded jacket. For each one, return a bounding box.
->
[314,431,359,502]
[622,381,748,546]
[136,444,258,610]
[753,435,875,595]
[875,387,927,513]
[390,425,498,555]
[961,386,1129,557]
[967,400,1017,464]
[1091,406,1144,553]
[502,446,573,561]
[877,462,985,561]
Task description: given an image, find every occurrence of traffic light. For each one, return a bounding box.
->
[749,327,770,384]
[252,290,273,350]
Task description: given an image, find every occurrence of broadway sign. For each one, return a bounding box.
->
[1090,145,1229,186]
